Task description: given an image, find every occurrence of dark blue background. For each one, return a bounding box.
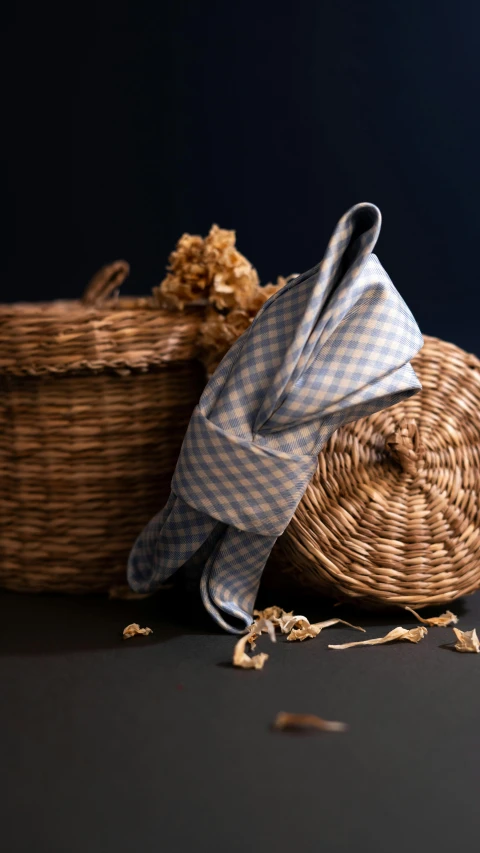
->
[3,8,480,852]
[4,1,480,352]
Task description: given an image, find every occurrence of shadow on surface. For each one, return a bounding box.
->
[255,582,470,628]
[438,642,460,653]
[0,586,218,656]
[0,579,471,657]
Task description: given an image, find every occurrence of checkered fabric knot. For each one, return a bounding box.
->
[127,202,424,633]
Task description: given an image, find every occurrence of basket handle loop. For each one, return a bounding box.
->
[82,260,130,306]
[385,418,425,476]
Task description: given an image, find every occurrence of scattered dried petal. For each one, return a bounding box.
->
[275,611,296,632]
[287,624,323,641]
[284,616,365,641]
[328,625,427,649]
[280,615,310,634]
[250,617,277,643]
[123,623,153,639]
[272,712,348,733]
[405,606,458,627]
[233,634,269,670]
[253,605,287,625]
[315,618,366,632]
[453,627,480,653]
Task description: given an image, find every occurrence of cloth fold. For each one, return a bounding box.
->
[127,202,424,632]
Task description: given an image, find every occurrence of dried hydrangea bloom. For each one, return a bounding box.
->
[198,307,253,375]
[199,279,289,374]
[155,233,209,310]
[154,224,290,370]
[204,224,260,311]
[170,233,206,276]
[246,279,285,314]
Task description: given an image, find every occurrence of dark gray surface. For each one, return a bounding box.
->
[2,586,480,853]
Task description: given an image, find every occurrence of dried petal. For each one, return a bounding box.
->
[272,712,347,733]
[253,605,287,624]
[233,633,269,670]
[281,615,310,634]
[405,606,458,627]
[250,617,277,643]
[285,616,365,641]
[123,623,153,639]
[453,627,480,653]
[274,611,296,632]
[328,625,427,650]
[314,618,366,633]
[287,624,323,641]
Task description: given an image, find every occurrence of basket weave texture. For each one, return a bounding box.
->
[0,262,205,593]
[273,335,480,609]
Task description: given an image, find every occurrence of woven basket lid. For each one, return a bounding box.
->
[0,261,202,376]
[274,335,480,609]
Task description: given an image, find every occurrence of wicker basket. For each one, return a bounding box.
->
[272,335,480,609]
[0,262,205,593]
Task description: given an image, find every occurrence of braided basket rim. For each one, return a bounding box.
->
[0,296,204,377]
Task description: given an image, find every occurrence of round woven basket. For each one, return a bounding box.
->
[0,262,205,593]
[272,335,480,609]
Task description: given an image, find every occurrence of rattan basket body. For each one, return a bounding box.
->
[273,335,480,608]
[0,263,205,593]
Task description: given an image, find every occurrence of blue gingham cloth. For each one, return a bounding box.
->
[127,202,423,632]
